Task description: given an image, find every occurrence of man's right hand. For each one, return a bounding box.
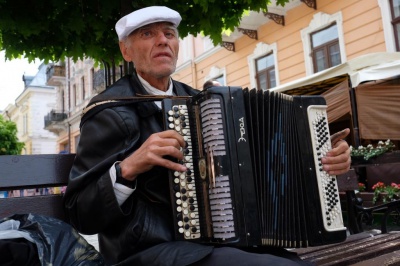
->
[118,130,187,181]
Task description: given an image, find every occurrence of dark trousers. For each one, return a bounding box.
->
[191,246,311,266]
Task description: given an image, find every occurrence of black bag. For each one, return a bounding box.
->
[0,213,105,266]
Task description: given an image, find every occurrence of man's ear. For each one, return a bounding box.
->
[119,41,133,62]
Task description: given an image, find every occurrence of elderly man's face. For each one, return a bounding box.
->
[120,22,179,82]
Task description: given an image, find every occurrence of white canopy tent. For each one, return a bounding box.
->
[272,52,400,92]
[270,52,400,144]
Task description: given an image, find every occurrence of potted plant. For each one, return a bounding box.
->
[371,182,400,204]
[350,139,395,161]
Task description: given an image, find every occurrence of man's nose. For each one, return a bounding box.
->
[155,32,168,45]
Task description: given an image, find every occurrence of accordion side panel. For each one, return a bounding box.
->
[293,96,347,246]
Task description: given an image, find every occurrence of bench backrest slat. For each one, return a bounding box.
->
[0,154,75,189]
[0,154,75,222]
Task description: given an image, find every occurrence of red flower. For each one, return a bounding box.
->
[372,182,385,190]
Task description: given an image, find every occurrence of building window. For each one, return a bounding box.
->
[23,114,28,135]
[214,75,224,86]
[311,24,341,73]
[255,53,276,90]
[73,84,77,106]
[81,76,85,100]
[74,135,80,153]
[301,12,346,75]
[90,68,95,94]
[204,66,226,87]
[61,89,65,113]
[391,0,400,50]
[247,42,279,89]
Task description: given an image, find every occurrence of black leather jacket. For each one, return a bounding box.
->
[63,74,213,265]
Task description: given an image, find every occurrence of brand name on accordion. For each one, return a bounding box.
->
[238,117,246,142]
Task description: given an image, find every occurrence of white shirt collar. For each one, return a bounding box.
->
[137,74,173,108]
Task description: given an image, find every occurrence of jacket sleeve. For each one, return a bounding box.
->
[63,106,140,234]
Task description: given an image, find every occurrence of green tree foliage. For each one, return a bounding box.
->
[0,0,289,64]
[0,115,24,155]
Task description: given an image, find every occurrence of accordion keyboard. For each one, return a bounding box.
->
[307,105,345,232]
[167,104,201,239]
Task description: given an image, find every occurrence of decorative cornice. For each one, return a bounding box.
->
[263,12,285,26]
[221,42,235,52]
[301,0,317,9]
[238,28,258,40]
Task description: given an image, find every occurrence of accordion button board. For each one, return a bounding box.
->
[167,104,201,239]
[308,106,343,231]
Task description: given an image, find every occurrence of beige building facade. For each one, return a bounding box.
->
[172,0,398,90]
[45,0,400,153]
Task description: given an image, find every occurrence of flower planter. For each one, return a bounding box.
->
[355,192,396,207]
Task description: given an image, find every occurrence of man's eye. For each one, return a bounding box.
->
[142,31,152,37]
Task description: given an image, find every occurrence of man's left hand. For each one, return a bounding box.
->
[321,128,351,175]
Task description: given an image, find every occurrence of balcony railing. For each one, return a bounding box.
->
[44,110,67,134]
[46,65,66,86]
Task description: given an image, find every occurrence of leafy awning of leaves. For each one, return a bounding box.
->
[0,0,290,64]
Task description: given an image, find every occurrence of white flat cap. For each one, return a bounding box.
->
[115,6,182,40]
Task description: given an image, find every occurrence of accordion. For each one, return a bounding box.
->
[162,86,347,248]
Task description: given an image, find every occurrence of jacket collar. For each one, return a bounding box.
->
[129,72,194,118]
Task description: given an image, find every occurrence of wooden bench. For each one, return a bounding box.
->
[1,154,400,265]
[295,169,400,265]
[0,154,75,221]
